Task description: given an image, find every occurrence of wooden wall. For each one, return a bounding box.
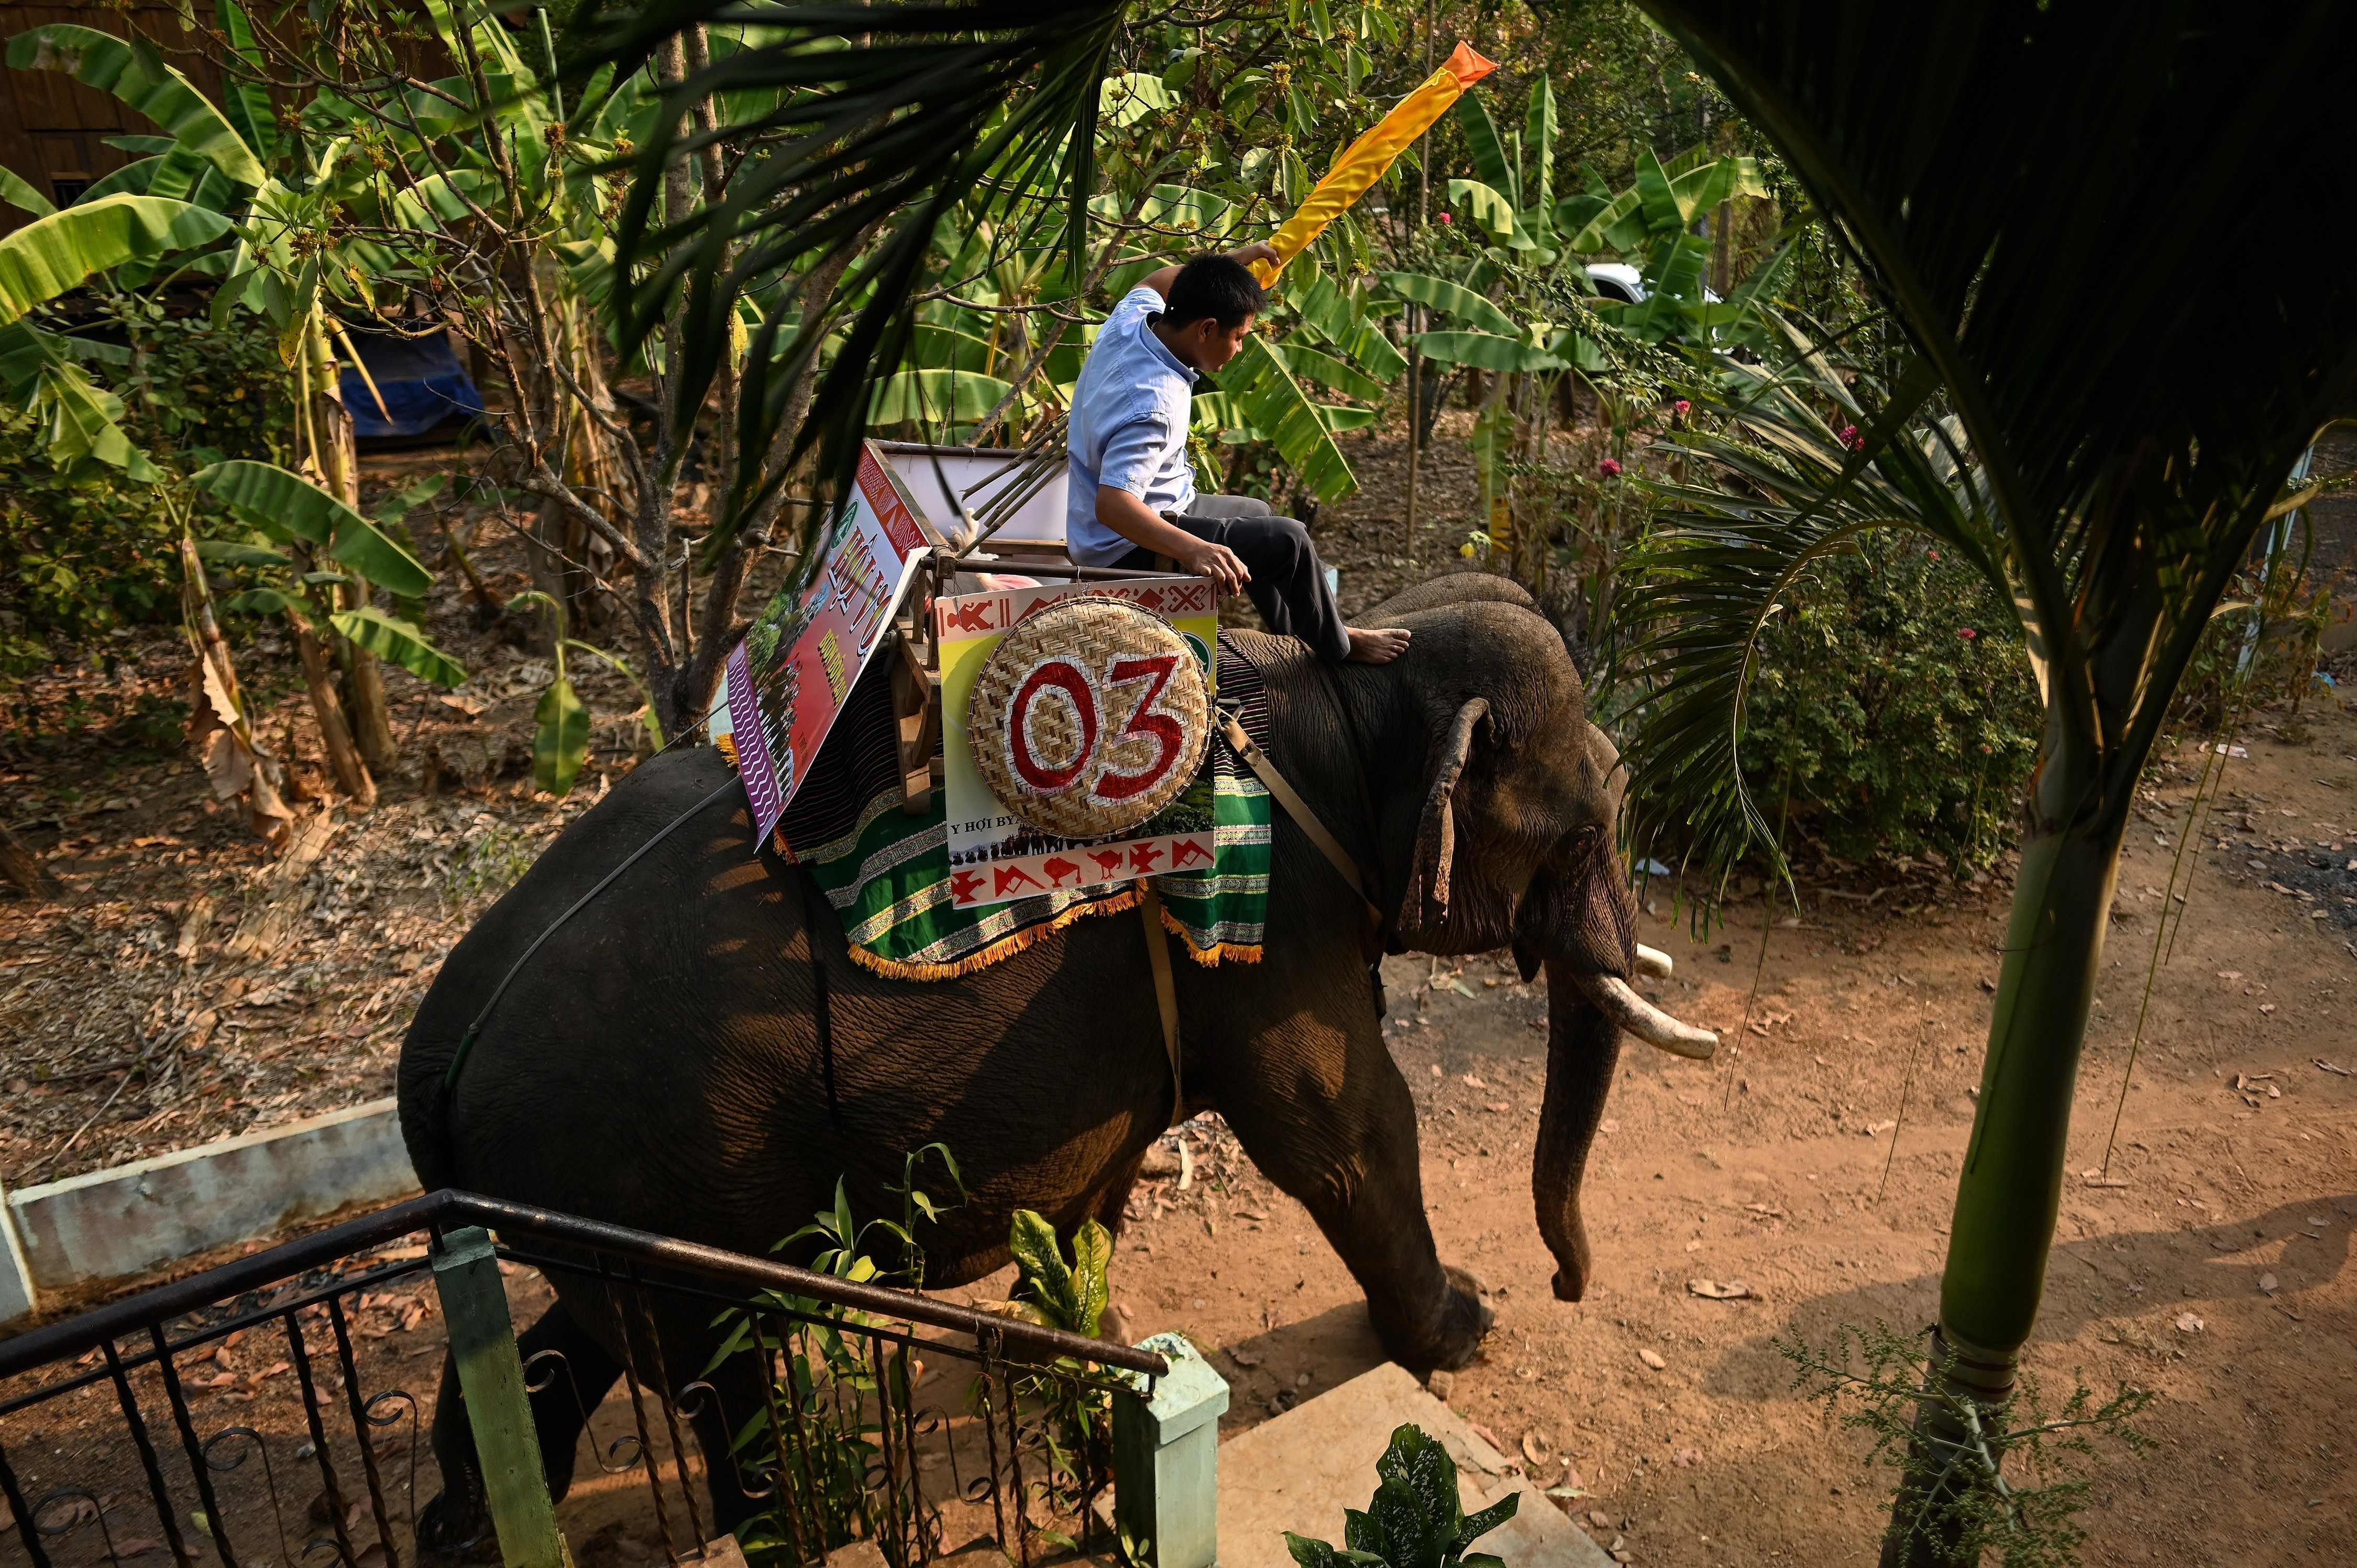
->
[0,4,234,234]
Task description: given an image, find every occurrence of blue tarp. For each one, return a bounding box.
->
[339,329,484,439]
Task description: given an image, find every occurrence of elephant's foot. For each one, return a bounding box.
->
[416,1479,494,1560]
[1100,1298,1135,1346]
[1374,1264,1494,1373]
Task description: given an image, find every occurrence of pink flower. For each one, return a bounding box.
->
[1437,212,1452,225]
[1957,627,1978,641]
[1927,548,1941,561]
[1599,457,1623,478]
[1837,424,1862,450]
[1673,399,1691,417]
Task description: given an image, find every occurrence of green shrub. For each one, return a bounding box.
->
[1284,1423,1517,1568]
[1739,540,2041,872]
[1,301,284,678]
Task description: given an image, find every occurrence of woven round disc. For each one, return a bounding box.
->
[966,595,1210,838]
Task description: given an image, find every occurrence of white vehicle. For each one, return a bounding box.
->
[1584,262,1650,305]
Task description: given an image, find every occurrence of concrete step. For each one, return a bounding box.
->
[1213,1362,1612,1568]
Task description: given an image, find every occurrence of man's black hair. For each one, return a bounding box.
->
[1163,254,1265,329]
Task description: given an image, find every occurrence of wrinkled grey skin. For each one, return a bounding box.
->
[398,576,1657,1548]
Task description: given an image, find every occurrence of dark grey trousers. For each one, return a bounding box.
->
[1117,493,1351,662]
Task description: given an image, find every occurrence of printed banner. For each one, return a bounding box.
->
[711,445,930,845]
[937,576,1219,909]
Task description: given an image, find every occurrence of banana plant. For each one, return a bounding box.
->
[6,9,437,790]
[1557,143,1783,349]
[506,591,664,797]
[192,460,468,805]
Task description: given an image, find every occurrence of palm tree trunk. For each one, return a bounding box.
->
[1881,808,2126,1567]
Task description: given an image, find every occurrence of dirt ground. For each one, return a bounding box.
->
[6,415,2356,1565]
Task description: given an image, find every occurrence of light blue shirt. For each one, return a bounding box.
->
[1065,285,1198,565]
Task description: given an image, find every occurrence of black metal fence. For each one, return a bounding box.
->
[0,1192,1168,1568]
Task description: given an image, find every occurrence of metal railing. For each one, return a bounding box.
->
[0,1191,1178,1568]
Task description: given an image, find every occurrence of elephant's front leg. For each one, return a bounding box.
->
[1211,1001,1492,1372]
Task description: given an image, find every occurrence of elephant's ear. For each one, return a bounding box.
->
[1397,698,1488,941]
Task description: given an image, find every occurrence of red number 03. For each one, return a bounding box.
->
[1006,653,1186,802]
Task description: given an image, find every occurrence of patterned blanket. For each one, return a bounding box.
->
[748,637,1275,981]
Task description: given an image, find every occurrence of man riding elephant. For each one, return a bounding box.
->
[398,570,1713,1548]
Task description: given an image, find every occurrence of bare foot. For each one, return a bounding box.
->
[1345,625,1412,664]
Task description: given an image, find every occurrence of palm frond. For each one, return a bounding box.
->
[566,0,1127,548]
[1640,1,2357,803]
[1616,325,2004,901]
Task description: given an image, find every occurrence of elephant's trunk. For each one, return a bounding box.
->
[1533,958,1624,1303]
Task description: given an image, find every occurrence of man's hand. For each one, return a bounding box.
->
[1231,240,1281,271]
[1172,534,1250,594]
[1096,485,1250,594]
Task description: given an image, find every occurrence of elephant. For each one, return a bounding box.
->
[395,572,1715,1549]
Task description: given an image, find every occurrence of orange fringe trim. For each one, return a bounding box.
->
[843,888,1143,981]
[1159,903,1263,967]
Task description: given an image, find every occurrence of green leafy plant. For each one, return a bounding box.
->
[1741,543,2040,871]
[723,1147,965,1566]
[439,823,539,912]
[975,1209,1118,1529]
[1776,1322,2149,1568]
[1003,1210,1111,1338]
[505,591,664,797]
[1283,1423,1517,1568]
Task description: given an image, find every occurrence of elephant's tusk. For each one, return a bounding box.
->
[1577,974,1718,1059]
[1633,944,1673,980]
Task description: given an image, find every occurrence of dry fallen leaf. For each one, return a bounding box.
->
[1686,1279,1752,1300]
[1522,1432,1551,1465]
[1637,1348,1667,1371]
[2259,1273,2279,1295]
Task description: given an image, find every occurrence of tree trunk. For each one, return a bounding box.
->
[1,815,62,899]
[1880,807,2125,1567]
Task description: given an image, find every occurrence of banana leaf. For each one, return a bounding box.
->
[331,606,468,688]
[872,367,1013,424]
[191,460,433,598]
[533,677,591,796]
[1408,331,1566,374]
[0,319,155,478]
[0,168,56,219]
[1378,271,1519,337]
[0,197,234,323]
[1222,334,1356,502]
[1454,90,1518,209]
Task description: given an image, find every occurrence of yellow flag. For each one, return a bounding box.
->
[1251,42,1499,288]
